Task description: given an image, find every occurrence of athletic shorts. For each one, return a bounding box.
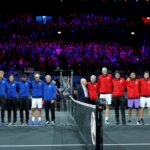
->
[140,97,150,108]
[99,94,112,105]
[31,98,42,109]
[128,99,140,108]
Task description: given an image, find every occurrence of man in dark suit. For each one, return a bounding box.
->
[77,78,88,103]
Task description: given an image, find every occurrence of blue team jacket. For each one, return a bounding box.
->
[0,77,7,97]
[31,80,43,98]
[43,82,56,101]
[18,81,31,98]
[6,81,18,99]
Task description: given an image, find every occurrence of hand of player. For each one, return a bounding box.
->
[127,77,130,81]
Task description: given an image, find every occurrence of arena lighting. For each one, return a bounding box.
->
[147,17,150,19]
[57,31,62,34]
[131,32,135,35]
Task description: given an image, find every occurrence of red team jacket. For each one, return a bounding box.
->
[139,78,150,97]
[98,74,112,94]
[126,79,140,99]
[112,78,125,97]
[87,82,98,100]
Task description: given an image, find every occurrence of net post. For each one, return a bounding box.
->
[70,70,73,96]
[96,105,103,150]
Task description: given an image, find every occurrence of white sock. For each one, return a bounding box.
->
[32,117,35,122]
[105,117,108,121]
[38,117,41,121]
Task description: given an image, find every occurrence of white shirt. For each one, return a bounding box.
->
[81,84,88,98]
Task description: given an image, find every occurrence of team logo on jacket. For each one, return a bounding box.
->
[91,112,96,145]
[120,80,123,83]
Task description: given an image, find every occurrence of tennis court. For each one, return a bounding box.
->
[0,102,150,150]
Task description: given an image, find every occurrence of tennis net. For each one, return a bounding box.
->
[67,96,101,150]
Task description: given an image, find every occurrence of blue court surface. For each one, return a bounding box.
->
[0,109,150,150]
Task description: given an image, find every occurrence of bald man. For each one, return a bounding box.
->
[77,78,88,103]
[87,75,98,105]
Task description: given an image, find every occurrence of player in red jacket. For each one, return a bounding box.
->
[139,71,150,125]
[126,72,141,125]
[112,71,126,125]
[87,75,98,105]
[98,67,112,125]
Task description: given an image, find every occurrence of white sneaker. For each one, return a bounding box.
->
[137,120,141,125]
[51,121,55,126]
[7,122,13,126]
[105,120,110,125]
[45,121,50,125]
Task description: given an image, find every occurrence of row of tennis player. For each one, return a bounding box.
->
[76,67,150,126]
[0,71,57,126]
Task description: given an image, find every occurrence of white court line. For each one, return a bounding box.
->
[104,143,150,146]
[0,144,86,148]
[0,143,150,148]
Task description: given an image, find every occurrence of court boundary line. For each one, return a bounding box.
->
[0,143,150,148]
[0,144,87,147]
[104,143,150,146]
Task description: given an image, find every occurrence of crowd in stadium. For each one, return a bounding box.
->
[0,14,149,76]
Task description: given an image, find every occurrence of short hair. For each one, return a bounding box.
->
[130,71,136,76]
[9,74,14,77]
[102,67,107,71]
[115,70,120,75]
[21,74,27,78]
[45,75,51,79]
[91,75,96,78]
[0,70,4,74]
[144,71,149,74]
[34,72,40,78]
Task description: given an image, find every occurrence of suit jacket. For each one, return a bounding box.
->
[77,85,87,103]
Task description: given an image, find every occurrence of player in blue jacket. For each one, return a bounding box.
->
[18,74,31,125]
[0,70,7,125]
[6,74,18,125]
[43,75,56,125]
